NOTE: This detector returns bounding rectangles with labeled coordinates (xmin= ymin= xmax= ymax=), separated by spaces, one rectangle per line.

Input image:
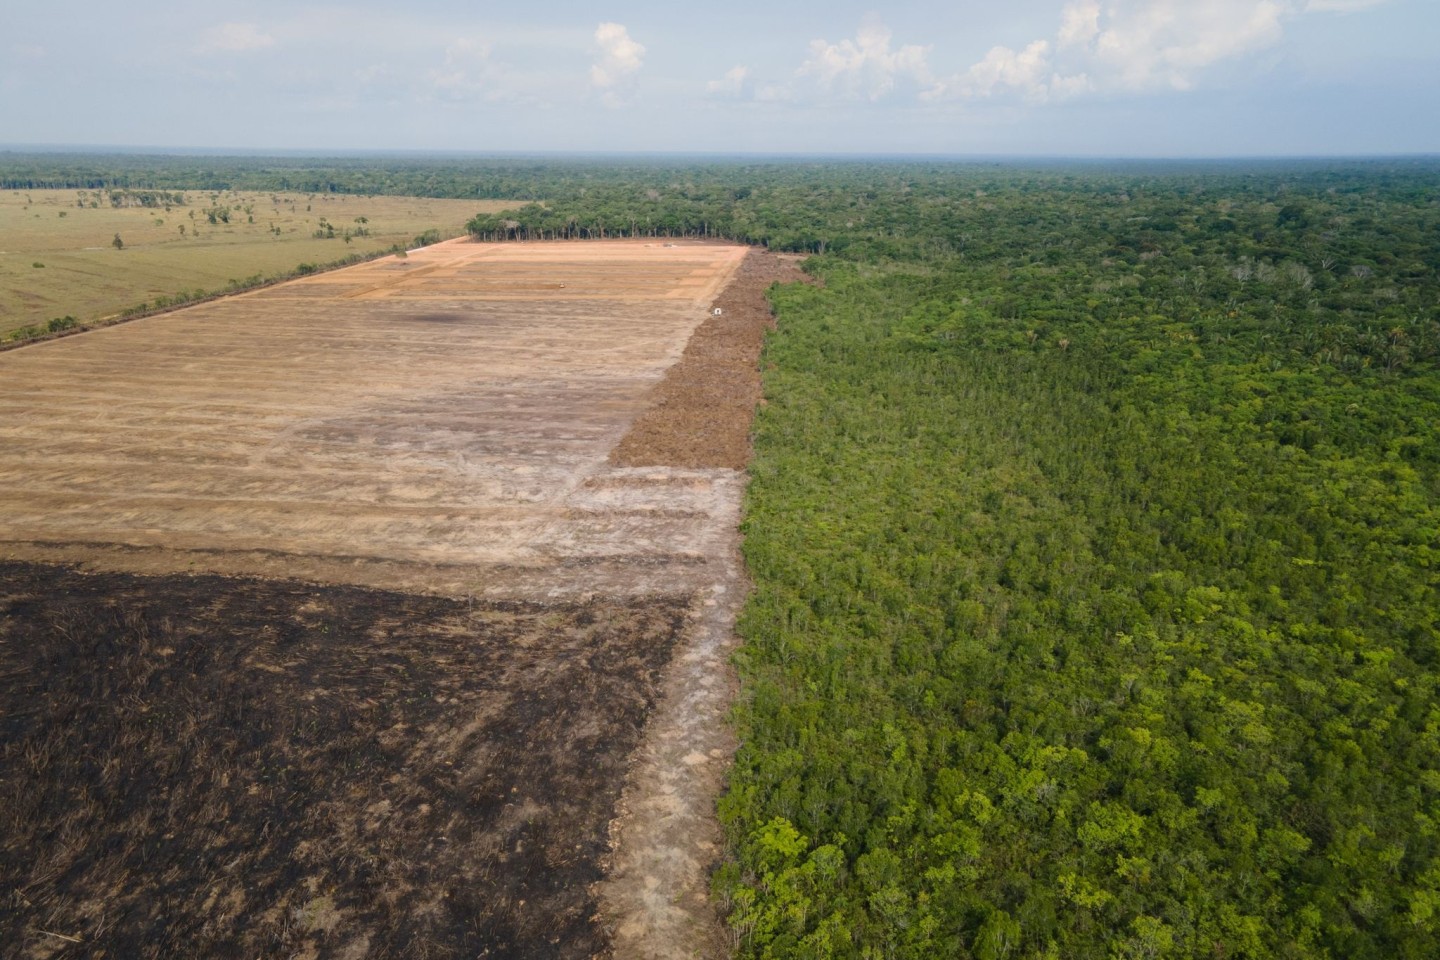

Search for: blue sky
xmin=2 ymin=0 xmax=1436 ymax=156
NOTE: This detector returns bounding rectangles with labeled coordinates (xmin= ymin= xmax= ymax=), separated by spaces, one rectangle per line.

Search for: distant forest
xmin=5 ymin=152 xmax=1438 ymax=958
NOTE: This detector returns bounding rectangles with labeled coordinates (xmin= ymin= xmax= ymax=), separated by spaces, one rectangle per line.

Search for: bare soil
xmin=0 ymin=239 xmax=749 ymax=600
xmin=611 ymin=251 xmax=812 ymax=470
xmin=0 ymin=561 xmax=686 ymax=960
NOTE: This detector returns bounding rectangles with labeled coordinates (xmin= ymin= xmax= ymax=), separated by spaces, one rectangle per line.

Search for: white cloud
xmin=922 ymin=37 xmax=1086 ymax=103
xmin=685 ymin=1 xmax=1392 ymax=112
xmin=1059 ymin=0 xmax=1102 ymax=48
xmin=923 ymin=0 xmax=1386 ymax=104
xmin=707 ymin=65 xmax=751 ymax=98
xmin=796 ymin=16 xmax=932 ymax=101
xmin=196 ymin=22 xmax=276 ymax=54
xmin=590 ymin=21 xmax=645 ymax=99
xmin=965 ymin=40 xmax=1055 ymax=99
xmin=426 ymin=38 xmax=503 ymax=101
xmin=1304 ymin=0 xmax=1388 ymax=10
xmin=1049 ymin=71 xmax=1095 ymax=99
xmin=1088 ymin=0 xmax=1288 ymax=91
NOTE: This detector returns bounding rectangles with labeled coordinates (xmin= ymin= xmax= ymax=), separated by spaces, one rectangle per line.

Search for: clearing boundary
xmin=0 ymin=238 xmax=806 ymax=959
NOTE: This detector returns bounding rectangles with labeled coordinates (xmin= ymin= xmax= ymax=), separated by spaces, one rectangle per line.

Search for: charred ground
xmin=0 ymin=561 xmax=688 ymax=960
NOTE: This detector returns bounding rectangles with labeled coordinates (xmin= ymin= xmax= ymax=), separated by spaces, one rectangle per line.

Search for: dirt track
xmin=612 ymin=252 xmax=809 ymax=470
xmin=0 ymin=238 xmax=805 ymax=959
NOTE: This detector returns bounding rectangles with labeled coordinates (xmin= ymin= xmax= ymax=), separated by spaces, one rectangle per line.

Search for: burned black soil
xmin=0 ymin=561 xmax=689 ymax=960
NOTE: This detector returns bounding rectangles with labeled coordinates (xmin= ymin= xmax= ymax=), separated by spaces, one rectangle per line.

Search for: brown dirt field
xmin=0 ymin=239 xmax=749 ymax=599
xmin=0 ymin=561 xmax=684 ymax=960
xmin=0 ymin=238 xmax=807 ymax=959
xmin=610 ymin=252 xmax=812 ymax=470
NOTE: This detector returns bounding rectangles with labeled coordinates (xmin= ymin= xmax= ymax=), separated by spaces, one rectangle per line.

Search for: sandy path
xmin=599 ymin=251 xmax=812 ymax=959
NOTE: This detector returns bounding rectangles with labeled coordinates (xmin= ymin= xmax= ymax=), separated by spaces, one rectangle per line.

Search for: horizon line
xmin=3 ymin=143 xmax=1440 ymax=164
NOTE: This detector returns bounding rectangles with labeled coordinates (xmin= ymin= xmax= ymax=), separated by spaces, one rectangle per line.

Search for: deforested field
xmin=0 ymin=238 xmax=802 ymax=959
xmin=0 ymin=239 xmax=748 ymax=595
xmin=0 ymin=562 xmax=685 ymax=959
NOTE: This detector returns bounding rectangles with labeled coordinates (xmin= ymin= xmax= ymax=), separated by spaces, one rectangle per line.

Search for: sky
xmin=2 ymin=0 xmax=1437 ymax=156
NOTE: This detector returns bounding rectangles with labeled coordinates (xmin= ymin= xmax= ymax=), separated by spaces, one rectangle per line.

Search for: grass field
xmin=0 ymin=189 xmax=515 ymax=336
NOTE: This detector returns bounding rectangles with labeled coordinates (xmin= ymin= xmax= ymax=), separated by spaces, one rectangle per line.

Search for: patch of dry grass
xmin=0 ymin=190 xmax=516 ymax=335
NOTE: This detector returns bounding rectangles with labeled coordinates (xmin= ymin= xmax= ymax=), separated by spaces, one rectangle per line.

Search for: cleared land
xmin=0 ymin=189 xmax=511 ymax=336
xmin=0 ymin=562 xmax=685 ymax=960
xmin=0 ymin=239 xmax=748 ymax=597
xmin=0 ymin=239 xmax=802 ymax=959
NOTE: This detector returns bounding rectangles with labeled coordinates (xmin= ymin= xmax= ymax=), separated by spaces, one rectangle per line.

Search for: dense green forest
xmin=714 ymin=167 xmax=1440 ymax=958
xmin=4 ymin=152 xmax=1438 ymax=956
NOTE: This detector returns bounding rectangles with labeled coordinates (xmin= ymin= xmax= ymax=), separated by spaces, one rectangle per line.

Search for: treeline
xmin=457 ymin=157 xmax=1440 ymax=263
xmin=0 ymin=152 xmax=673 ymax=197
xmin=6 ymin=151 xmax=1439 ymax=256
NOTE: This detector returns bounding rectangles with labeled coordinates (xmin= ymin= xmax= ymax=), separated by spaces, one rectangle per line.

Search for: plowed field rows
xmin=0 ymin=239 xmax=747 ymax=598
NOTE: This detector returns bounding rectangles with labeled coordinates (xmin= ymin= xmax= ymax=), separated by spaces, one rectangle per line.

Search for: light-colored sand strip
xmin=599 ymin=516 xmax=747 ymax=960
